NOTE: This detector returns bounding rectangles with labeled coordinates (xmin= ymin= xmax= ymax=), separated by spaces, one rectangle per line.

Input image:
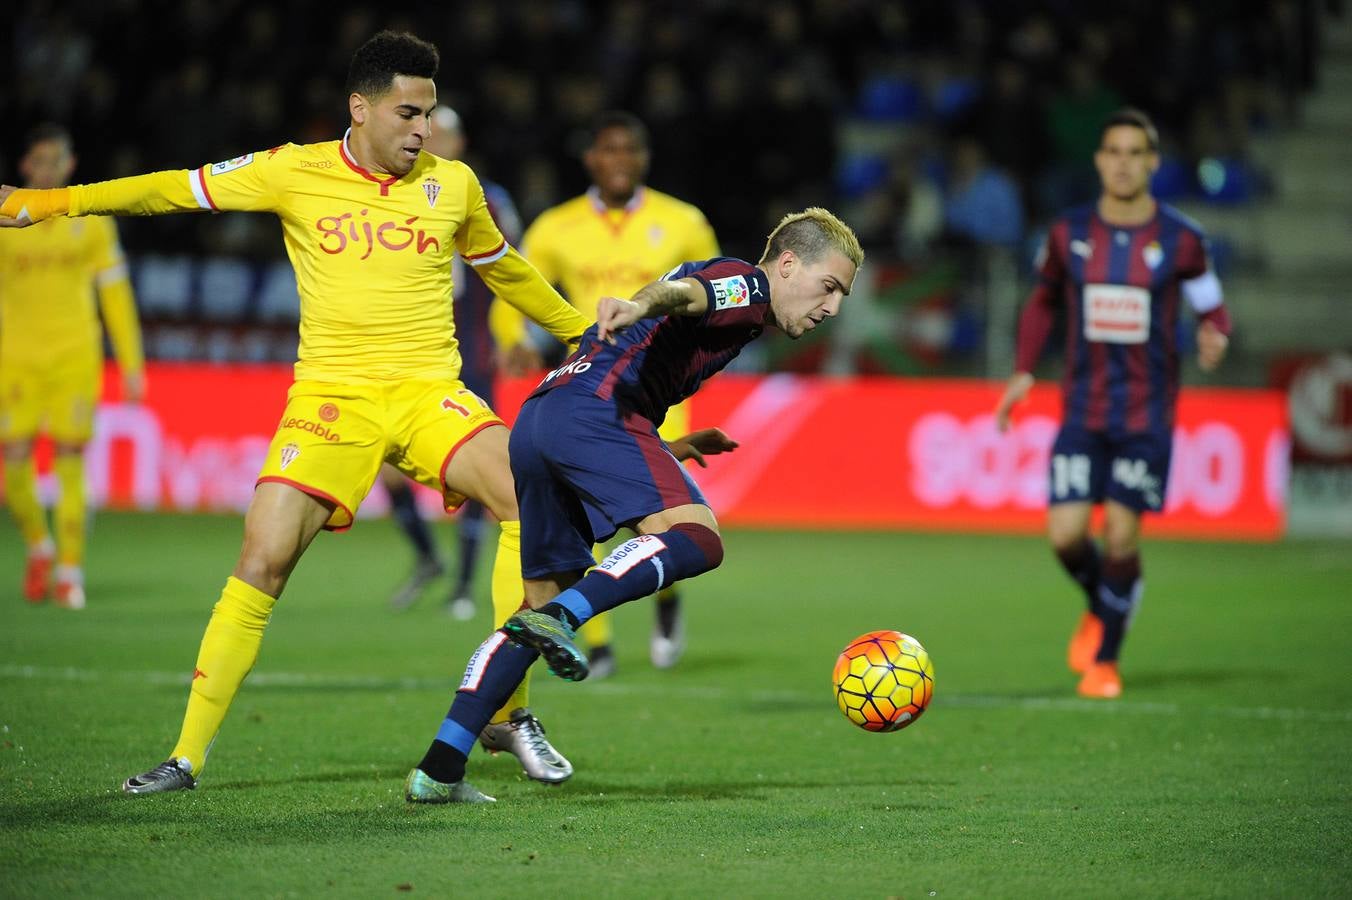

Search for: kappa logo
xmin=279 ymin=442 xmax=301 ymax=470
xmin=710 ymin=274 xmax=751 ymax=310
xmin=210 ymin=153 xmax=254 ymax=176
xmin=423 ymin=177 xmax=441 ymax=208
xmin=750 ymin=279 xmax=764 ymax=298
xmin=1143 ymin=241 xmax=1164 ymax=269
xmin=1070 ymin=239 xmax=1093 ymax=259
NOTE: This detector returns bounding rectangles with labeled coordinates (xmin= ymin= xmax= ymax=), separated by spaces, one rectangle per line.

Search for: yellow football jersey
xmin=512 ymin=186 xmax=719 ymax=328
xmin=0 ymin=216 xmax=131 ymax=373
xmin=64 ymin=137 xmax=587 ymax=383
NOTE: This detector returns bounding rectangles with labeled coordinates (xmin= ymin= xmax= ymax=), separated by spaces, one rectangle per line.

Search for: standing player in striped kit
xmin=995 ymin=108 xmax=1232 ymax=699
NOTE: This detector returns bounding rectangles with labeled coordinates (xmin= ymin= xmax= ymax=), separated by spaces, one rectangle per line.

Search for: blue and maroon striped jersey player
xmin=1016 ymin=203 xmax=1232 ymax=438
xmin=528 ymin=257 xmax=771 ymax=427
xmin=452 ymin=179 xmax=521 ymax=401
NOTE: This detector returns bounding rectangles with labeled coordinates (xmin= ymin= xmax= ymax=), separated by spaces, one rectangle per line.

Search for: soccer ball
xmin=833 ymin=630 xmax=934 ymax=732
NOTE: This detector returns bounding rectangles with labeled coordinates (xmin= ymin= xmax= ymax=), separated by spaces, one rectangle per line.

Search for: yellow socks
xmin=53 ymin=453 xmax=86 ymax=566
xmin=490 ymin=520 xmax=529 ymax=723
xmin=170 ymin=576 xmax=276 ymax=774
xmin=3 ymin=455 xmax=49 ymax=546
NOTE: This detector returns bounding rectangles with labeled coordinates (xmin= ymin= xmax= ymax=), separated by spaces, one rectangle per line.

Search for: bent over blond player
xmin=495 ymin=111 xmax=720 ymax=677
xmin=1 ymin=124 xmax=145 ymax=609
xmin=0 ymin=31 xmax=590 ymax=793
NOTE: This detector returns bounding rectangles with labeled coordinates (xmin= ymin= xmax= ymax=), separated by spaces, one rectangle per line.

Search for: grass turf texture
xmin=2 ymin=511 xmax=1349 ymax=898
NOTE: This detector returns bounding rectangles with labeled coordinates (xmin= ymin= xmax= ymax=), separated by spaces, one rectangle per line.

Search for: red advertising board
xmin=22 ymin=364 xmax=1287 ymax=540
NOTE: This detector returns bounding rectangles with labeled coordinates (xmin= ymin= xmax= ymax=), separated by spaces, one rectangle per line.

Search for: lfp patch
xmin=210 ymin=153 xmax=255 ymax=176
xmin=711 ymin=275 xmax=750 ymax=310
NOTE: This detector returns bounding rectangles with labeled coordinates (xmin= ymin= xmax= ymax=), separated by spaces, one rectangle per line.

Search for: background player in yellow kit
xmin=495 ymin=111 xmax=720 ymax=677
xmin=0 ymin=124 xmax=145 ymax=610
xmin=0 ymin=31 xmax=589 ymax=796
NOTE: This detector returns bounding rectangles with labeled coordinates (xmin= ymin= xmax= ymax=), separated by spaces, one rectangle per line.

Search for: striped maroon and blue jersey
xmin=1016 ymin=203 xmax=1227 ymax=435
xmin=528 ymin=257 xmax=772 ymax=426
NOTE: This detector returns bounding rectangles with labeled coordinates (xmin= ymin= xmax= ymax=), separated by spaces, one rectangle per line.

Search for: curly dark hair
xmin=346 ymin=30 xmax=439 ymax=98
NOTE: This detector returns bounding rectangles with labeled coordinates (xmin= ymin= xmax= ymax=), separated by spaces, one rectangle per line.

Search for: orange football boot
xmin=1077 ymin=661 xmax=1122 ymax=699
xmin=1066 ymin=611 xmax=1103 ymax=674
xmin=23 ymin=552 xmax=53 ymax=603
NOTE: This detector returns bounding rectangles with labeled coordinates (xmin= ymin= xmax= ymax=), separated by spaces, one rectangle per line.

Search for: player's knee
xmin=671 ymin=522 xmax=724 ymax=573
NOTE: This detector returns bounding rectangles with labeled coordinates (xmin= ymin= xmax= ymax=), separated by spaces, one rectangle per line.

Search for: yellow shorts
xmin=256 ymin=378 xmax=503 ymax=531
xmin=0 ymin=363 xmax=101 ymax=444
xmin=657 ymin=398 xmax=690 ymax=443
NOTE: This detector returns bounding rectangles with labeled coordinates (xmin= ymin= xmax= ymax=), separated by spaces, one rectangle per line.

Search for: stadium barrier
xmin=9 ymin=363 xmax=1287 ymax=540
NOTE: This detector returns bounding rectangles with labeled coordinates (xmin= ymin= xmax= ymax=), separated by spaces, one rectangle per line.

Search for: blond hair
xmin=758 ymin=207 xmax=864 ymax=270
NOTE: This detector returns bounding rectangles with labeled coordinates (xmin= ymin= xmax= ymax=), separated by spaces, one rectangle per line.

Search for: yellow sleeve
xmin=68 ymin=170 xmax=201 ymax=217
xmin=474 ymin=247 xmax=590 ymax=346
xmin=91 ymin=218 xmax=144 ymax=375
xmin=456 ymin=167 xmax=587 ymax=345
xmin=69 ymin=147 xmax=286 ymax=218
xmin=488 ymin=214 xmax=562 ymax=349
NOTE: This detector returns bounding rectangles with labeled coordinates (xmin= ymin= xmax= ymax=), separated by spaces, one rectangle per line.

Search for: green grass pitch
xmin=2 ymin=511 xmax=1349 ymax=898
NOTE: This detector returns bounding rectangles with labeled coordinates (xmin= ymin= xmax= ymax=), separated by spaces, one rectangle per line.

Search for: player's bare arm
xmin=667 ymin=428 xmax=740 ymax=468
xmin=596 ymin=277 xmax=708 ymax=343
xmin=995 ymin=371 xmax=1035 ymax=433
xmin=1197 ymin=319 xmax=1229 ymax=372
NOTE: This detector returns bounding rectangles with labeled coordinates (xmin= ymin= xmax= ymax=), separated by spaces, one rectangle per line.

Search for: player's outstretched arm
xmin=667 ymin=428 xmax=740 ymax=468
xmin=477 ymin=247 xmax=591 ymax=346
xmin=994 ymin=372 xmax=1035 ymax=433
xmin=3 ymin=170 xmax=206 ymax=227
xmin=597 ymin=278 xmax=708 ymax=343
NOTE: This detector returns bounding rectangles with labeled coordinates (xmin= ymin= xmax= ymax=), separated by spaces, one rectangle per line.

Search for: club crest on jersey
xmin=423 ymin=177 xmax=441 ymax=208
xmin=279 ymin=442 xmax=301 ymax=470
xmin=1070 ymin=239 xmax=1093 ymax=259
xmin=1143 ymin=241 xmax=1163 ymax=269
xmin=711 ymin=274 xmax=750 ymax=310
xmin=210 ymin=153 xmax=254 ymax=176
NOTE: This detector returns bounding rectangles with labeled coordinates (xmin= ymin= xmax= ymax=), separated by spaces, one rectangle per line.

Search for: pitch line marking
xmin=3 ymin=663 xmax=1350 ymax=724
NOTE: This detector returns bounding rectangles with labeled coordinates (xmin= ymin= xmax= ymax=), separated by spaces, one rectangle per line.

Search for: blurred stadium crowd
xmin=3 ymin=0 xmax=1332 ymax=371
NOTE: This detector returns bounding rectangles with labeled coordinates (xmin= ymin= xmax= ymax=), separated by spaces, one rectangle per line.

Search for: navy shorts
xmin=1048 ymin=426 xmax=1173 ymax=512
xmin=509 ymin=389 xmax=708 ymax=579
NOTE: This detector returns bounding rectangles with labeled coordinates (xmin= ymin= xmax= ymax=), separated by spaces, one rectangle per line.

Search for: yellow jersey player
xmin=0 ymin=123 xmax=145 ymax=610
xmin=0 ymin=31 xmax=590 ymax=799
xmin=496 ymin=111 xmax=720 ymax=678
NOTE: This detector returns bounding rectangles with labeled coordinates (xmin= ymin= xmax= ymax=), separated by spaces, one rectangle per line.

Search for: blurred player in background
xmin=405 ymin=208 xmax=861 ymax=803
xmin=496 ymin=111 xmax=720 ymax=678
xmin=994 ymin=108 xmax=1231 ymax=700
xmin=0 ymin=31 xmax=589 ymax=793
xmin=0 ymin=124 xmax=145 ymax=610
xmin=382 ymin=104 xmax=523 ymax=622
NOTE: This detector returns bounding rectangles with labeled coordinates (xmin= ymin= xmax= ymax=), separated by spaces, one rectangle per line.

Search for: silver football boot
xmin=123 ymin=757 xmax=197 ymax=794
xmin=404 ymin=768 xmax=495 ymax=803
xmin=479 ymin=708 xmax=573 ymax=783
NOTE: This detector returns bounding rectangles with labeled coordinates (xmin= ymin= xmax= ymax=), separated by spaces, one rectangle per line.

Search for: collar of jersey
xmin=587 ymin=185 xmax=646 ymax=216
xmin=340 ymin=129 xmax=402 ymax=191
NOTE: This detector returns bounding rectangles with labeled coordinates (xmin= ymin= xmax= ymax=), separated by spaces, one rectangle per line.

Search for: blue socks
xmin=1095 ymin=554 xmax=1142 ymax=662
xmin=542 ymin=524 xmax=723 ymax=629
xmin=418 ymin=631 xmax=538 ymax=783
